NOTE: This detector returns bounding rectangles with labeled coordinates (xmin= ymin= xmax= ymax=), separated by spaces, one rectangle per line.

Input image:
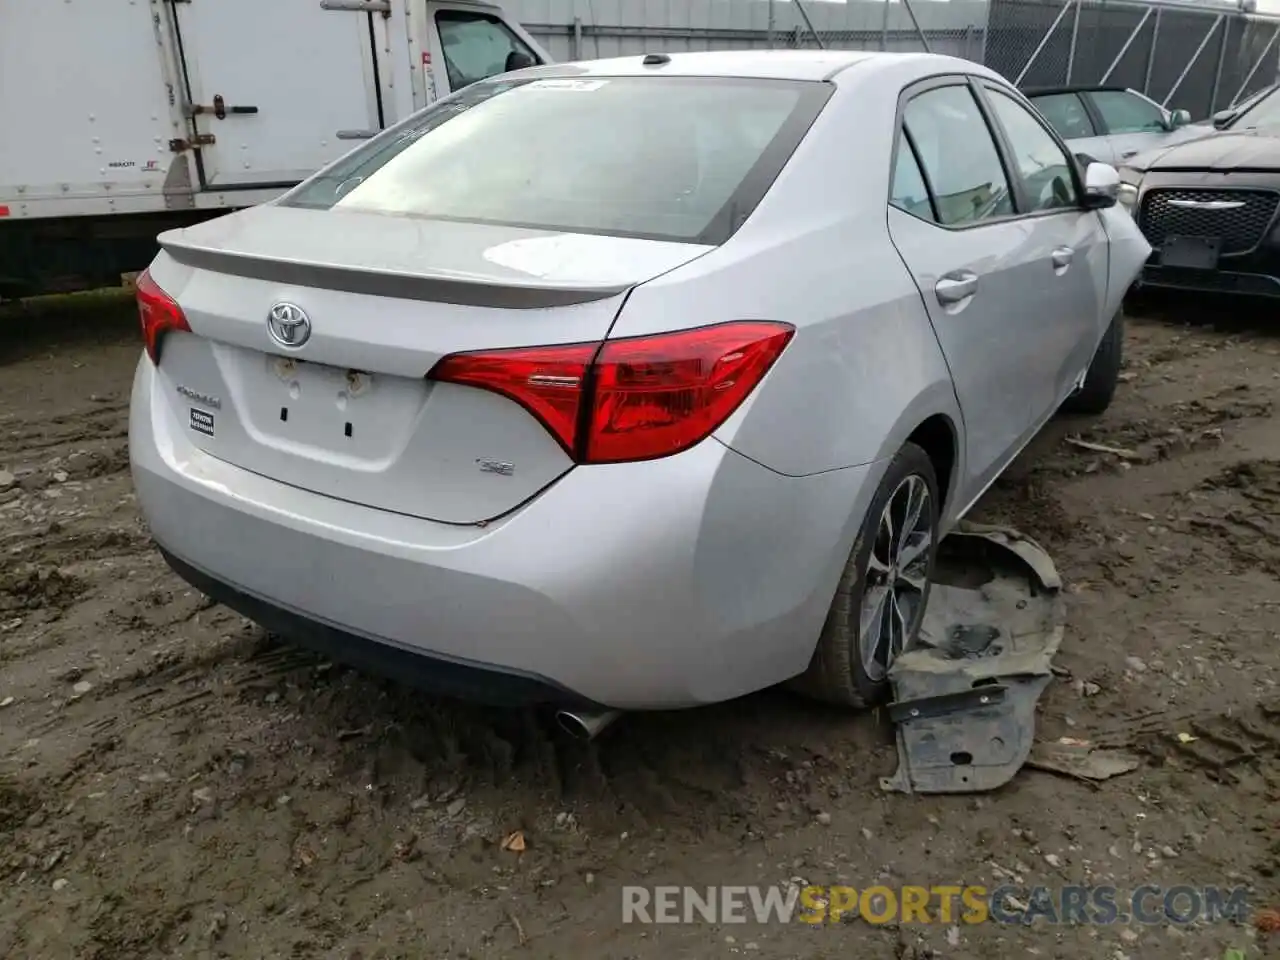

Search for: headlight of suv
xmin=1117 ymin=182 xmax=1139 ymax=215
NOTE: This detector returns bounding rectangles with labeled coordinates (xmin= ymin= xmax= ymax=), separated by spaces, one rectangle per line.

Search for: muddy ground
xmin=0 ymin=293 xmax=1277 ymax=960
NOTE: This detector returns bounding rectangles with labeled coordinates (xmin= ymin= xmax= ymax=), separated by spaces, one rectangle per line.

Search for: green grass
xmin=0 ymin=285 xmax=134 ymax=320
xmin=0 ymin=285 xmax=137 ymax=352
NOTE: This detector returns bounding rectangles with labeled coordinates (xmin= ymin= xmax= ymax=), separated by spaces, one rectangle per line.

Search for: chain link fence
xmin=766 ymin=27 xmax=986 ymax=61
xmin=522 ymin=21 xmax=985 ymax=69
xmin=515 ymin=0 xmax=1280 ymax=119
xmin=982 ymin=0 xmax=1280 ymax=117
xmin=519 ymin=0 xmax=987 ymax=64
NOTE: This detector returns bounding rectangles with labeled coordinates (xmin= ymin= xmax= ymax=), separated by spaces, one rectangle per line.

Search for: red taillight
xmin=429 ymin=341 xmax=598 ymax=456
xmin=136 ymin=268 xmax=190 ymax=364
xmin=428 ymin=321 xmax=794 ymax=464
xmin=587 ymin=322 xmax=795 ymax=463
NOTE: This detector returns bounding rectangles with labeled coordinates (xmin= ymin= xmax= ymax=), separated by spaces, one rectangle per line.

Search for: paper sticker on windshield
xmin=526 ymin=79 xmax=609 ymax=92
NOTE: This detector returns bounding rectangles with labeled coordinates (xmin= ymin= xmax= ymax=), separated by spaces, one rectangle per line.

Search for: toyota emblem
xmin=267 ymin=302 xmax=312 ymax=348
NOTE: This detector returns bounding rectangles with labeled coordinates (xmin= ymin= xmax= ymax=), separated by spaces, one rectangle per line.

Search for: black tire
xmin=791 ymin=442 xmax=940 ymax=708
xmin=1061 ymin=309 xmax=1124 ymax=416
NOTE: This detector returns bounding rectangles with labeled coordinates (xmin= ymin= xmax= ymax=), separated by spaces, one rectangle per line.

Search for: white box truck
xmin=0 ymin=0 xmax=550 ymax=297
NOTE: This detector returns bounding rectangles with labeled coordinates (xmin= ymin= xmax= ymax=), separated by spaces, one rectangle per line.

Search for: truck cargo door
xmin=170 ymin=0 xmax=391 ymax=189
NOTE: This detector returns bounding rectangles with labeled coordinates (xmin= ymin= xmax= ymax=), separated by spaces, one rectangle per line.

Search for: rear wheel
xmin=1061 ymin=309 xmax=1124 ymax=416
xmin=793 ymin=443 xmax=939 ymax=708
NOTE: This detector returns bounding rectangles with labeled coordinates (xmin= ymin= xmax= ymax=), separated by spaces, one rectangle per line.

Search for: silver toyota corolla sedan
xmin=129 ymin=50 xmax=1150 ymax=726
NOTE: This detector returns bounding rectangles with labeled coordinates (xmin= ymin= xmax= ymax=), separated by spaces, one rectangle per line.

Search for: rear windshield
xmin=282 ymin=75 xmax=832 ymax=245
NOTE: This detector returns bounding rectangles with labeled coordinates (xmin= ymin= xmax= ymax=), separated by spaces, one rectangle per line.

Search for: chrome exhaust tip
xmin=555 ymin=707 xmax=621 ymax=741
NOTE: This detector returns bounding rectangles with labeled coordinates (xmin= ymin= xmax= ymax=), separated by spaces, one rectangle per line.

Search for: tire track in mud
xmin=1036 ymin=386 xmax=1273 ymax=481
xmin=1091 ymin=697 xmax=1280 ymax=901
xmin=1184 ymin=460 xmax=1280 ymax=579
xmin=70 ymin=653 xmax=860 ymax=829
xmin=25 ymin=604 xmax=862 ymax=851
xmin=3 ymin=402 xmax=129 ymax=453
xmin=0 ymin=383 xmax=138 ymax=632
xmin=981 ymin=328 xmax=1279 ymax=595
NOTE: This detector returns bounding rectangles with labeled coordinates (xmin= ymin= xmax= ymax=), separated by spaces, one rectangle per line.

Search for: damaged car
xmin=128 ymin=51 xmax=1150 ymax=734
xmin=1120 ymin=82 xmax=1280 ymax=298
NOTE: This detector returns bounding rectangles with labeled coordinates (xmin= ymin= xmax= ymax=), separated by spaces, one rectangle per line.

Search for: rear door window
xmin=986 ymin=89 xmax=1079 ymax=212
xmin=1029 ymin=92 xmax=1096 ymax=139
xmin=902 ymin=84 xmax=1014 ymax=226
xmin=283 ymin=76 xmax=833 ymax=244
xmin=890 ymin=131 xmax=934 ymax=221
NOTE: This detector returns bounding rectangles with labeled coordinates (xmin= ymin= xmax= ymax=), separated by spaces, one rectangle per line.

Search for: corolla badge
xmin=267 ymin=302 xmax=312 ymax=348
xmin=175 ymin=384 xmax=221 ymax=409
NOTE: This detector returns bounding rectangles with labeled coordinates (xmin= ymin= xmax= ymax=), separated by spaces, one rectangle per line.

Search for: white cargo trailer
xmin=0 ymin=0 xmax=549 ymax=296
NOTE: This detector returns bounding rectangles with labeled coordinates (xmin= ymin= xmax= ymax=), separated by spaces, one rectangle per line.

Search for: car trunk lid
xmin=148 ymin=205 xmax=713 ymax=524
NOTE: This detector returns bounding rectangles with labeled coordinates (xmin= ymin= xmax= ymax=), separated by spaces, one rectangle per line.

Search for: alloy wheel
xmin=858 ymin=473 xmax=933 ymax=682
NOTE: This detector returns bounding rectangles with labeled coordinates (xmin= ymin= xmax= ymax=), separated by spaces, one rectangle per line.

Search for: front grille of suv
xmin=1138 ymin=188 xmax=1280 ymax=255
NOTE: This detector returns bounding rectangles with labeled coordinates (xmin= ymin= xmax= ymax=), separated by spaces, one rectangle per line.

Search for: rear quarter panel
xmin=1099 ymin=204 xmax=1152 ymax=315
xmin=613 ymin=59 xmax=964 ymax=485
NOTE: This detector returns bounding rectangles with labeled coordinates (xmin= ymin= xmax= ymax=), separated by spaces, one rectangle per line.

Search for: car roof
xmin=515 ymin=49 xmax=983 ymax=84
xmin=1023 ymin=84 xmax=1133 ymax=96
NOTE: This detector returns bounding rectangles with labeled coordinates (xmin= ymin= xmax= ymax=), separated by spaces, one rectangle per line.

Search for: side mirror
xmin=1082 ymin=161 xmax=1119 ymax=209
xmin=1212 ymin=108 xmax=1237 ymax=129
xmin=504 ymin=51 xmax=536 ymax=72
xmin=1168 ymin=108 xmax=1192 ymax=129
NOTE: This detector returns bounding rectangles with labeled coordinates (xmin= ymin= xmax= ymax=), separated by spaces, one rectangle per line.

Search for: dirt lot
xmin=0 ymin=294 xmax=1277 ymax=960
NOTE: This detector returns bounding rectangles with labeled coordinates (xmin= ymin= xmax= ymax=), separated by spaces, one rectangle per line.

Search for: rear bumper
xmin=129 ymin=356 xmax=879 ymax=709
xmin=158 ymin=547 xmax=579 ymax=707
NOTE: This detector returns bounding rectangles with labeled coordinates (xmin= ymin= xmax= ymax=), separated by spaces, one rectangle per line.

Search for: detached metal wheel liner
xmin=881 ymin=524 xmax=1067 ymax=795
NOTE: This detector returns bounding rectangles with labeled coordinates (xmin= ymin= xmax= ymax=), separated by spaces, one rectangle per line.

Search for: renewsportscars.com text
xmin=621 ymin=884 xmax=1251 ymax=926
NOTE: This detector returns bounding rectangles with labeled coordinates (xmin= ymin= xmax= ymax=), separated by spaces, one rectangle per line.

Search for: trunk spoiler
xmin=159 ymin=237 xmax=634 ymax=309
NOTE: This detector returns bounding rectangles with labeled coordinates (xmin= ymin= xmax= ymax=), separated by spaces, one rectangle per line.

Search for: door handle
xmin=935 ymin=271 xmax=978 ymax=306
xmin=320 ymin=0 xmax=391 ymax=12
xmin=184 ymin=95 xmax=258 ymax=120
xmin=1051 ymin=246 xmax=1074 ymax=270
xmin=336 ymin=129 xmax=379 ymax=140
xmin=1120 ymin=149 xmax=1139 ymax=159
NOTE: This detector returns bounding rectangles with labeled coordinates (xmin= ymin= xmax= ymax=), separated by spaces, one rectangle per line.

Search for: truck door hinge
xmin=169 ymin=134 xmax=215 ymax=152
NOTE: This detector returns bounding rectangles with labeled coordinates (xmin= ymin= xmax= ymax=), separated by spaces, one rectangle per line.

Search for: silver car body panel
xmin=147 ymin=211 xmax=716 ymax=524
xmin=130 ymin=50 xmax=1148 ymax=708
xmin=132 ymin=355 xmax=883 ymax=709
xmin=886 ymin=205 xmax=1103 ymax=511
